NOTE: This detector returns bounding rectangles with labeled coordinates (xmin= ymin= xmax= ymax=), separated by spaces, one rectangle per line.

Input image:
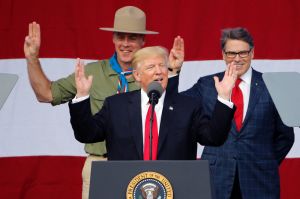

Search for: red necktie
xmin=231 ymin=78 xmax=244 ymax=131
xmin=144 ymin=105 xmax=158 ymax=160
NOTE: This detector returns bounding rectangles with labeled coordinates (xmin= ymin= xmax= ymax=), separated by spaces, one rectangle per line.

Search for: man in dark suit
xmin=182 ymin=28 xmax=294 ymax=199
xmin=69 ymin=46 xmax=237 ymax=160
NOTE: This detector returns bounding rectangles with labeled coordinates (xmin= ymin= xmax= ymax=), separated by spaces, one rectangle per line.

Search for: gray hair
xmin=221 ymin=27 xmax=254 ymax=50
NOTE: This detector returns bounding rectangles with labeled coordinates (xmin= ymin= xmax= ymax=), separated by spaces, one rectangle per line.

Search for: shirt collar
xmin=141 ymin=88 xmax=166 ymax=108
xmin=106 ymin=61 xmax=135 ymax=83
xmin=240 ymin=66 xmax=252 ymax=86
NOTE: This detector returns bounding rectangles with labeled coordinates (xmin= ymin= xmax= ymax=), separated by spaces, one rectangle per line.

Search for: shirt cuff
xmin=72 ymin=95 xmax=89 ymax=104
xmin=168 ymin=73 xmax=178 ymax=78
xmin=217 ymin=96 xmax=234 ymax=109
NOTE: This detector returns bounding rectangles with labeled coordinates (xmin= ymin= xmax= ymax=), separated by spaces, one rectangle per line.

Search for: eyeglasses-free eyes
xmin=224 ymin=49 xmax=252 ymax=58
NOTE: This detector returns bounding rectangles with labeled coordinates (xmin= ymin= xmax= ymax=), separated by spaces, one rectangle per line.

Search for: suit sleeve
xmin=273 ymin=109 xmax=294 ymax=164
xmin=166 ymin=74 xmax=202 ymax=99
xmin=193 ymin=100 xmax=235 ymax=146
xmin=182 ymin=77 xmax=202 ymax=96
xmin=69 ymin=98 xmax=109 ymax=143
xmin=166 ymin=75 xmax=179 ymax=96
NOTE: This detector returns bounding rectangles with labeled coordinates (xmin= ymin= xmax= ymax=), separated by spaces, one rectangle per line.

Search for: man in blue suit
xmin=69 ymin=46 xmax=238 ymax=161
xmin=183 ymin=28 xmax=294 ymax=199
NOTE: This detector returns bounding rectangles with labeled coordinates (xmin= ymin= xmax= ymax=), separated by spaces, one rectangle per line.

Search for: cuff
xmin=217 ymin=96 xmax=234 ymax=109
xmin=72 ymin=95 xmax=90 ymax=104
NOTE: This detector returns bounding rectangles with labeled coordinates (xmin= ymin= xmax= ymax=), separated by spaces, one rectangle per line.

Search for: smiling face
xmin=113 ymin=32 xmax=145 ymax=69
xmin=132 ymin=47 xmax=169 ymax=92
xmin=222 ymin=39 xmax=254 ymax=77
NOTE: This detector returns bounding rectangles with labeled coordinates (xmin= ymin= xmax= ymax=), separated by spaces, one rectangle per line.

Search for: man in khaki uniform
xmin=24 ymin=6 xmax=184 ymax=199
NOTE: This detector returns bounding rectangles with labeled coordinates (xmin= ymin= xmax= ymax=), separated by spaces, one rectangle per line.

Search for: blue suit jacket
xmin=183 ymin=69 xmax=294 ymax=199
xmin=69 ymin=90 xmax=235 ymax=160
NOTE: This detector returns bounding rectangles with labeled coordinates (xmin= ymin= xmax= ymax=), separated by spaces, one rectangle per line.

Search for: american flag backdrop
xmin=0 ymin=0 xmax=300 ymax=198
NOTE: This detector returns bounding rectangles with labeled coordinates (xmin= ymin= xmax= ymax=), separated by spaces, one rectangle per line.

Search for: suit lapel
xmin=157 ymin=92 xmax=175 ymax=156
xmin=128 ymin=90 xmax=143 ymax=159
xmin=241 ymin=70 xmax=263 ymax=130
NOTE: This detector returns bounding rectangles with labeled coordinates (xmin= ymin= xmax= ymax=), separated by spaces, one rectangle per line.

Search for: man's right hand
xmin=24 ymin=22 xmax=53 ymax=103
xmin=214 ymin=62 xmax=237 ymax=101
xmin=75 ymin=59 xmax=93 ymax=98
xmin=24 ymin=22 xmax=41 ymax=61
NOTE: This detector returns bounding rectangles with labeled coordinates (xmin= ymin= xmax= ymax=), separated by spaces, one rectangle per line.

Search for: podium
xmin=0 ymin=73 xmax=18 ymax=110
xmin=89 ymin=160 xmax=214 ymax=199
xmin=263 ymin=72 xmax=300 ymax=127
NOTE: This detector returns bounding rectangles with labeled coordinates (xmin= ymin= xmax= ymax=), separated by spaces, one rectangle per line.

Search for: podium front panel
xmin=89 ymin=160 xmax=213 ymax=199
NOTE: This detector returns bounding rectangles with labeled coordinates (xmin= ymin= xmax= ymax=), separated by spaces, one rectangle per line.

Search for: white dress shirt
xmin=141 ymin=89 xmax=165 ymax=145
xmin=237 ymin=67 xmax=252 ymax=121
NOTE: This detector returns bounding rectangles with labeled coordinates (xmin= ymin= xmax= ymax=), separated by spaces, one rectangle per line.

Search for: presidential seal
xmin=126 ymin=171 xmax=173 ymax=199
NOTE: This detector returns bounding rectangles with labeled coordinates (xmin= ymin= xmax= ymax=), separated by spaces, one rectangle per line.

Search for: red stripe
xmin=280 ymin=158 xmax=300 ymax=198
xmin=0 ymin=157 xmax=299 ymax=199
xmin=0 ymin=156 xmax=84 ymax=199
xmin=1 ymin=0 xmax=300 ymax=60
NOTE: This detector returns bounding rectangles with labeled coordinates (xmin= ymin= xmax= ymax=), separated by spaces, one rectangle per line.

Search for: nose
xmin=233 ymin=54 xmax=241 ymax=62
xmin=155 ymin=65 xmax=162 ymax=74
xmin=122 ymin=36 xmax=130 ymax=46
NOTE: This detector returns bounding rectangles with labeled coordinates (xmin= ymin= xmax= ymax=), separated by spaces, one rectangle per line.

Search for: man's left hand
xmin=168 ymin=36 xmax=184 ymax=75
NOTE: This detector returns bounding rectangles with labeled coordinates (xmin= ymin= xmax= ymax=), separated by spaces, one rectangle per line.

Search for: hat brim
xmin=99 ymin=27 xmax=159 ymax=35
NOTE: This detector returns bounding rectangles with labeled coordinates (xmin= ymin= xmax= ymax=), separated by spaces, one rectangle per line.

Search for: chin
xmin=120 ymin=57 xmax=132 ymax=64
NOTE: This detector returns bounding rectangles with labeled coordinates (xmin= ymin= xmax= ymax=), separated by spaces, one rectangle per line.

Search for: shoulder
xmin=106 ymin=90 xmax=140 ymax=102
xmin=193 ymin=72 xmax=223 ymax=91
xmin=85 ymin=59 xmax=110 ymax=73
xmin=197 ymin=72 xmax=224 ymax=84
xmin=252 ymin=69 xmax=266 ymax=87
xmin=172 ymin=92 xmax=200 ymax=107
xmin=252 ymin=69 xmax=263 ymax=80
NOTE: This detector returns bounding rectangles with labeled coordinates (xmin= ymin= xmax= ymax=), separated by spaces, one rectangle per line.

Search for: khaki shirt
xmin=51 ymin=59 xmax=140 ymax=155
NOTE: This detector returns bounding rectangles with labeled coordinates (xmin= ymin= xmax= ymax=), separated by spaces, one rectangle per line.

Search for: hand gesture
xmin=75 ymin=59 xmax=93 ymax=97
xmin=24 ymin=22 xmax=41 ymax=60
xmin=168 ymin=36 xmax=184 ymax=73
xmin=214 ymin=62 xmax=237 ymax=100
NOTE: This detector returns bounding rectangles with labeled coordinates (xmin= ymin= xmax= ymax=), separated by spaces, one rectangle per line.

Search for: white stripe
xmin=0 ymin=58 xmax=299 ymax=157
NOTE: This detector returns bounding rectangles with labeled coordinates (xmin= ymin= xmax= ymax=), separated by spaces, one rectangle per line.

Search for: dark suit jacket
xmin=69 ymin=90 xmax=235 ymax=160
xmin=183 ymin=69 xmax=294 ymax=199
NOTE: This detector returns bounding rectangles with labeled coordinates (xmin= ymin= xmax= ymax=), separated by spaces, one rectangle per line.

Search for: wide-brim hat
xmin=99 ymin=6 xmax=158 ymax=35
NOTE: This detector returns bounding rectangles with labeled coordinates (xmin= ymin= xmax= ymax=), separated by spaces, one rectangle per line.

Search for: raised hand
xmin=168 ymin=36 xmax=184 ymax=73
xmin=24 ymin=22 xmax=41 ymax=60
xmin=75 ymin=58 xmax=93 ymax=97
xmin=214 ymin=62 xmax=237 ymax=100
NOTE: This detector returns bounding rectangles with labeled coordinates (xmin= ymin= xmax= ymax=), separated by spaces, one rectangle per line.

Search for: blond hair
xmin=132 ymin=46 xmax=169 ymax=70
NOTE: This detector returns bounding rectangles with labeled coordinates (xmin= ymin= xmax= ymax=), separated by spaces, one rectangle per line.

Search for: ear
xmin=141 ymin=35 xmax=146 ymax=46
xmin=133 ymin=70 xmax=141 ymax=82
xmin=222 ymin=50 xmax=226 ymax=61
xmin=250 ymin=48 xmax=254 ymax=59
xmin=112 ymin=33 xmax=117 ymax=44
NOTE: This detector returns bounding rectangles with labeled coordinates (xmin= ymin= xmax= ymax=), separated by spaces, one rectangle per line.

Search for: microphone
xmin=147 ymin=81 xmax=163 ymax=105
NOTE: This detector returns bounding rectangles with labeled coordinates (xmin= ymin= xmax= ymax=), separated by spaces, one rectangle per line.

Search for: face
xmin=113 ymin=32 xmax=145 ymax=68
xmin=222 ymin=39 xmax=254 ymax=77
xmin=133 ymin=56 xmax=168 ymax=92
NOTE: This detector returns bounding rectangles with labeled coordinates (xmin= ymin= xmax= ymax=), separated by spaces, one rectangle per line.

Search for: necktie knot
xmin=235 ymin=78 xmax=242 ymax=88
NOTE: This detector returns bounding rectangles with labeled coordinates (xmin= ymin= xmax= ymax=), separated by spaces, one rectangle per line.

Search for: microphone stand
xmin=149 ymin=92 xmax=157 ymax=161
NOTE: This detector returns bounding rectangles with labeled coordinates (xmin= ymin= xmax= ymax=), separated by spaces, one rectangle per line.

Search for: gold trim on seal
xmin=126 ymin=171 xmax=173 ymax=199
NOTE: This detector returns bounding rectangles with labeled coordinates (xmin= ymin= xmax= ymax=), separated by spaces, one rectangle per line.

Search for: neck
xmin=120 ymin=63 xmax=131 ymax=71
xmin=117 ymin=58 xmax=131 ymax=72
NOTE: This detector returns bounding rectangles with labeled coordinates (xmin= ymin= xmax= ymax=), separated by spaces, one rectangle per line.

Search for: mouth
xmin=233 ymin=63 xmax=244 ymax=68
xmin=120 ymin=49 xmax=132 ymax=53
xmin=154 ymin=77 xmax=164 ymax=83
